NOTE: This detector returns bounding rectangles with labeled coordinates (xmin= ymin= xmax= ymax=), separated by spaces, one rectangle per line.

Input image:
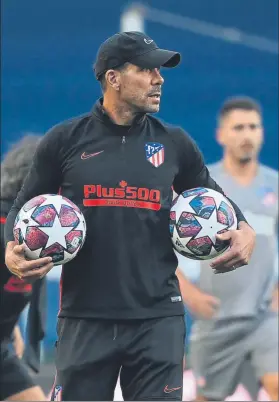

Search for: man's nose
xmin=152 ymin=68 xmax=164 ymax=85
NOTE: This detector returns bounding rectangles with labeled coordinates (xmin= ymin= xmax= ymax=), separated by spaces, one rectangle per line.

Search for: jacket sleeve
xmin=4 ymin=125 xmax=64 ymax=245
xmin=23 ymin=277 xmax=47 ymax=373
xmin=1 ymin=213 xmax=7 ymax=266
xmin=172 ymin=128 xmax=248 ymax=226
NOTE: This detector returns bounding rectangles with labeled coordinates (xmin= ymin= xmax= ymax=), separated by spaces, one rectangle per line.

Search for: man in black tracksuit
xmin=4 ymin=32 xmax=256 ymax=401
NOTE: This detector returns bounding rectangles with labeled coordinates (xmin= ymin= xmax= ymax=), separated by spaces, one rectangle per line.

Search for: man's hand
xmin=176 ymin=269 xmax=220 ymax=319
xmin=271 ymin=286 xmax=278 ymax=312
xmin=187 ymin=288 xmax=220 ymax=319
xmin=210 ymin=221 xmax=256 ymax=273
xmin=13 ymin=325 xmax=25 ymax=359
xmin=5 ymin=241 xmax=54 ymax=282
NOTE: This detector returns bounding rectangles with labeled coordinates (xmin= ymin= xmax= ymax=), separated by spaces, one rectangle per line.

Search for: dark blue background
xmin=2 ymin=0 xmax=278 ymax=168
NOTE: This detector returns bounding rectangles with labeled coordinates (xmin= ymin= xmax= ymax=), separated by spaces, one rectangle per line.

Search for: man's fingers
xmin=207 ymin=295 xmax=220 ymax=307
xmin=202 ymin=305 xmax=216 ymax=319
xmin=39 ymin=265 xmax=54 ymax=279
xmin=222 ymin=257 xmax=243 ymax=270
xmin=13 ymin=244 xmax=26 ymax=255
xmin=213 ymin=251 xmax=248 ymax=272
xmin=216 ymin=230 xmax=232 ymax=241
xmin=18 ymin=256 xmax=53 ymax=272
xmin=196 ymin=296 xmax=220 ymax=319
xmin=210 ymin=248 xmax=236 ymax=268
xmin=213 ymin=257 xmax=242 ymax=274
xmin=20 ymin=263 xmax=54 ymax=279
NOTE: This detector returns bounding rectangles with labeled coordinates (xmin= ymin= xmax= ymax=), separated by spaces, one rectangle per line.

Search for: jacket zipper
xmin=121 ymin=136 xmax=126 ymax=156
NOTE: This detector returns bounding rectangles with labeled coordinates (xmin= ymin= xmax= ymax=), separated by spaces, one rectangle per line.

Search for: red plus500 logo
xmin=83 ymin=181 xmax=161 ymax=211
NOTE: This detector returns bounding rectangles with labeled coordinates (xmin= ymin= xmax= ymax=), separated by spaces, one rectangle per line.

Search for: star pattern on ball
xmin=13 ymin=194 xmax=87 ymax=266
xmin=14 ymin=206 xmax=40 ymax=239
xmin=39 ymin=195 xmax=75 ymax=215
xmin=39 ymin=214 xmax=74 ymax=249
xmin=63 ymin=249 xmax=77 ymax=262
xmin=193 ymin=207 xmax=228 ymax=245
xmin=73 ymin=217 xmax=86 ymax=233
xmin=179 ymin=195 xmax=197 ymax=214
xmin=171 ymin=188 xmax=237 ymax=260
xmin=174 ymin=194 xmax=230 ymax=257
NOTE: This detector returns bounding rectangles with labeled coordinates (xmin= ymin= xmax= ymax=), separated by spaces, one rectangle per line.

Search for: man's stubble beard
xmin=239 ymin=155 xmax=253 ymax=164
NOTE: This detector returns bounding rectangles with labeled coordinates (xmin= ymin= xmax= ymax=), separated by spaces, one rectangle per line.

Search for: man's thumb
xmin=13 ymin=244 xmax=25 ymax=254
xmin=216 ymin=230 xmax=231 ymax=241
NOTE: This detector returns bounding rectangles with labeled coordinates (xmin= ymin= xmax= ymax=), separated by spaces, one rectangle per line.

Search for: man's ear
xmin=105 ymin=69 xmax=121 ymax=91
xmin=216 ymin=127 xmax=225 ymax=146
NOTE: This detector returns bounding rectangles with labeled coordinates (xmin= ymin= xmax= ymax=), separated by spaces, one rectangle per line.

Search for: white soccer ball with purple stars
xmin=170 ymin=187 xmax=237 ymax=260
xmin=13 ymin=194 xmax=87 ymax=265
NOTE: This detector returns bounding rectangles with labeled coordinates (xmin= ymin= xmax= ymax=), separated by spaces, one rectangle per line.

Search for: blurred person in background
xmin=177 ymin=97 xmax=278 ymax=401
xmin=3 ymin=32 xmax=256 ymax=401
xmin=0 ymin=135 xmax=47 ymax=401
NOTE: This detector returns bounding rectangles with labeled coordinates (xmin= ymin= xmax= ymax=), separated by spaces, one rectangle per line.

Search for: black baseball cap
xmin=94 ymin=31 xmax=181 ymax=80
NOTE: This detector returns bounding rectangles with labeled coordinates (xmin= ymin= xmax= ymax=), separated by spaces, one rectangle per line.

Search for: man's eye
xmin=233 ymin=123 xmax=261 ymax=131
xmin=249 ymin=123 xmax=260 ymax=130
xmin=234 ymin=124 xmax=245 ymax=131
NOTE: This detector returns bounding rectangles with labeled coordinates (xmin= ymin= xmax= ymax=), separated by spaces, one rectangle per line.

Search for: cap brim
xmin=131 ymin=48 xmax=181 ymax=69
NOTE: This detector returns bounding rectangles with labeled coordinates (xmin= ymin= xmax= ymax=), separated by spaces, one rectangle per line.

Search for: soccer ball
xmin=170 ymin=187 xmax=237 ymax=260
xmin=13 ymin=194 xmax=87 ymax=265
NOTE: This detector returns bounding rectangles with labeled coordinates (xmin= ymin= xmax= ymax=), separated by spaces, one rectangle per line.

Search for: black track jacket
xmin=5 ymin=99 xmax=247 ymax=320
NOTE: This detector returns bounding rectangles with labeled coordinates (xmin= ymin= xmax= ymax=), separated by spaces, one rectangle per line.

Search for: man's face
xmin=117 ymin=64 xmax=164 ymax=113
xmin=217 ymin=109 xmax=263 ymax=163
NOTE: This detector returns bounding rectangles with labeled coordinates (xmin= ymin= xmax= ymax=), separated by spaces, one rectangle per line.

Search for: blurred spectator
xmin=178 ymin=97 xmax=278 ymax=401
xmin=0 ymin=135 xmax=47 ymax=401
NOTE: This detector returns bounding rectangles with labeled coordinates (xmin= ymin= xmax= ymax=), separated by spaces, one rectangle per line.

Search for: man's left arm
xmin=271 ymin=284 xmax=278 ymax=312
xmin=271 ymin=219 xmax=279 ymax=311
xmin=172 ymin=129 xmax=256 ymax=272
xmin=13 ymin=325 xmax=25 ymax=359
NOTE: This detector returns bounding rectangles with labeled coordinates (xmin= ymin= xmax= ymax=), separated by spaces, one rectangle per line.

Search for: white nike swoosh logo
xmin=144 ymin=39 xmax=154 ymax=44
xmin=81 ymin=150 xmax=104 ymax=160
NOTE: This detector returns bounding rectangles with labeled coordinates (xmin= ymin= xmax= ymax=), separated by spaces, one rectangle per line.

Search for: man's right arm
xmin=4 ymin=126 xmax=63 ymax=246
xmin=176 ymin=268 xmax=220 ymax=319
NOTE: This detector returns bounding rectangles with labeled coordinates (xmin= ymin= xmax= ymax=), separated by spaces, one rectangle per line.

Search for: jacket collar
xmin=92 ymin=98 xmax=146 ymax=129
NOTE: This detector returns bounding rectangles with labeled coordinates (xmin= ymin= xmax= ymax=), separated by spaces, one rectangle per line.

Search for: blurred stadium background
xmin=2 ymin=0 xmax=278 ymax=400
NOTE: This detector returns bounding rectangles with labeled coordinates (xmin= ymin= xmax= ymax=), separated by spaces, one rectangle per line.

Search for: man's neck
xmin=102 ymin=96 xmax=137 ymax=126
xmin=223 ymin=154 xmax=258 ymax=186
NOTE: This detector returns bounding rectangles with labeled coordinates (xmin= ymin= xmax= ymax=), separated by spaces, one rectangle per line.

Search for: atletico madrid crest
xmin=145 ymin=142 xmax=165 ymax=168
xmin=258 ymin=186 xmax=277 ymax=207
